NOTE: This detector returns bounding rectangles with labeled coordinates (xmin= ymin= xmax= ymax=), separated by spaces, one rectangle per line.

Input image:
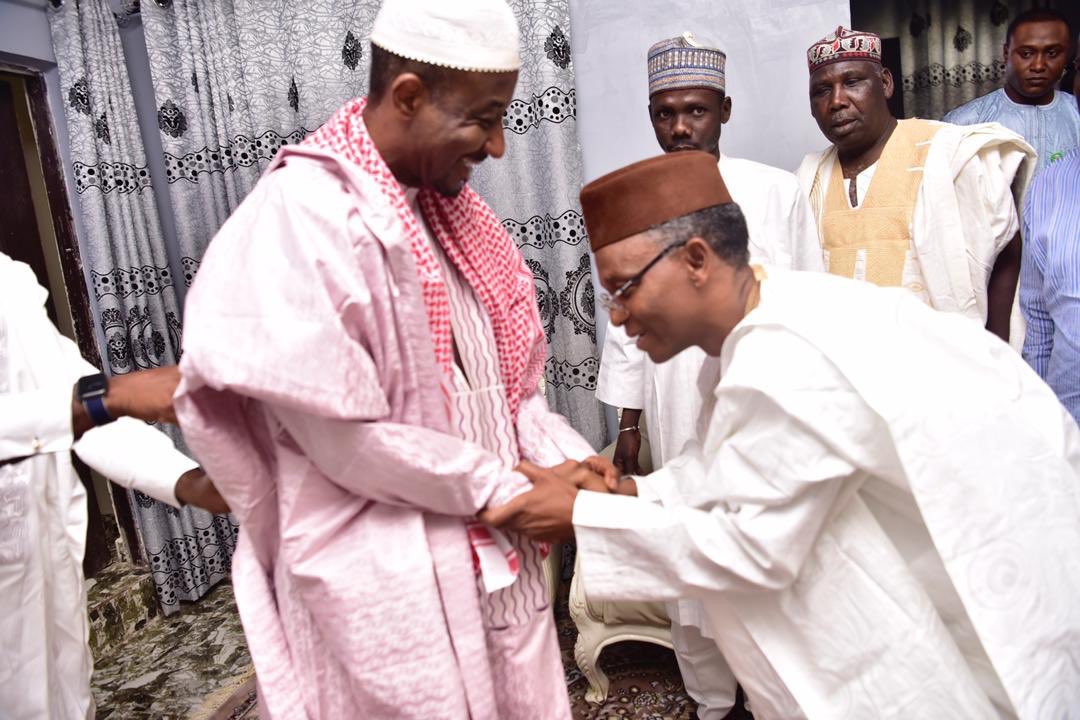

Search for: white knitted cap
xmin=370 ymin=0 xmax=520 ymax=72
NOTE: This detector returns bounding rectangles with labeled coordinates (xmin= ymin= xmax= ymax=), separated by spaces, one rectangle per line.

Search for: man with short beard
xmin=797 ymin=27 xmax=1034 ymax=346
xmin=595 ymin=31 xmax=821 ymax=720
xmin=174 ymin=0 xmax=607 ymax=717
xmin=945 ymin=8 xmax=1079 ymax=174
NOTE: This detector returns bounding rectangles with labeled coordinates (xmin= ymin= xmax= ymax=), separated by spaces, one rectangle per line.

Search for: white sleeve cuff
xmin=631 ymin=466 xmax=684 ymax=508
xmin=572 ymin=489 xmax=667 ymax=529
xmin=73 ymin=418 xmax=197 ymax=507
xmin=596 ymin=323 xmax=647 ymax=409
xmin=632 ymin=474 xmax=662 ymax=503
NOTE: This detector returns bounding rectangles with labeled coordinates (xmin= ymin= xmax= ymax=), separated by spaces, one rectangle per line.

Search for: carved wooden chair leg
xmin=573 ymin=621 xmax=611 ymax=703
xmin=568 ymin=550 xmax=675 ymax=705
xmin=569 ymin=557 xmax=612 ymax=703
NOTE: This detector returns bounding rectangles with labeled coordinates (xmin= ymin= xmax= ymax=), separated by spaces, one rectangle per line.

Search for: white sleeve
xmin=73 ymin=418 xmax=196 ymax=507
xmin=952 ymin=140 xmax=1024 ymax=262
xmin=632 ymin=473 xmax=664 ymax=504
xmin=573 ymin=390 xmax=853 ymax=598
xmin=789 ymin=182 xmax=825 ymax=272
xmin=595 ymin=321 xmax=646 ymax=409
xmin=1 ymin=257 xmax=194 ymax=505
xmin=574 ymin=331 xmax=864 ymax=599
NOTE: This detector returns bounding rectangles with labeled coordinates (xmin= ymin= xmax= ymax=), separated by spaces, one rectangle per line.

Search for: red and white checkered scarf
xmin=303 ymin=98 xmax=547 ymax=589
xmin=303 ymin=97 xmax=545 ymax=419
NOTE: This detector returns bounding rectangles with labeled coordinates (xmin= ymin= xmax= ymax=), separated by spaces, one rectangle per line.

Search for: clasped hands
xmin=479 ymin=456 xmax=637 ymax=543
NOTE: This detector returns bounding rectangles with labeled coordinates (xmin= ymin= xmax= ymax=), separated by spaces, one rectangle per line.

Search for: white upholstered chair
xmin=569 ymin=554 xmax=673 ymax=702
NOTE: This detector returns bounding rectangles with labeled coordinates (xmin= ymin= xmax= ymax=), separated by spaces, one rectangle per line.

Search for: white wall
xmin=569 ymin=0 xmax=851 ymax=181
xmin=0 ymin=0 xmax=54 ymax=61
xmin=569 ymin=0 xmax=850 ymax=442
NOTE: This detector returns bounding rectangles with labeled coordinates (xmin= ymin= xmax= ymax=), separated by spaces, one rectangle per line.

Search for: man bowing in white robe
xmin=596 ymin=31 xmax=823 ymax=719
xmin=486 ymin=150 xmax=1080 ymax=719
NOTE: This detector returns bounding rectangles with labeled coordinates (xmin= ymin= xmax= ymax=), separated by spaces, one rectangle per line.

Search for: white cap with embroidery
xmin=370 ymin=0 xmax=520 ymax=73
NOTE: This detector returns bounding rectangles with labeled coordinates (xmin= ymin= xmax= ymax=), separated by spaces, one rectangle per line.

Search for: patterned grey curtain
xmin=139 ymin=0 xmax=606 ymax=447
xmin=46 ymin=0 xmax=237 ymax=614
xmin=856 ymin=0 xmax=1041 ymax=119
xmin=139 ymin=0 xmax=378 ymax=263
xmin=469 ymin=0 xmax=607 ymax=448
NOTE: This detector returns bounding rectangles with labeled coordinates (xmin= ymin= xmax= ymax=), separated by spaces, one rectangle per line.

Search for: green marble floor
xmin=91 ymin=579 xmax=749 ymax=719
xmin=92 ymin=582 xmax=252 ymax=719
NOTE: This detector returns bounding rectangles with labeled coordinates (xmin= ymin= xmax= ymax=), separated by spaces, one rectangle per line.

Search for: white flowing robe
xmin=575 ymin=268 xmax=1080 ymax=719
xmin=0 ymin=254 xmax=195 ymax=720
xmin=596 ymin=154 xmax=823 ymax=635
xmin=796 ymin=121 xmax=1034 ymax=347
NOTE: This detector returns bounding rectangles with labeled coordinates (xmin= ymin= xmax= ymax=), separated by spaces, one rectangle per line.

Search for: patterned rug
xmin=555 ymin=601 xmax=699 ymax=719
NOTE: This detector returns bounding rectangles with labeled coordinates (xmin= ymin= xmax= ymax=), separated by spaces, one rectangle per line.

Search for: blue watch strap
xmin=84 ymin=394 xmax=113 ymax=426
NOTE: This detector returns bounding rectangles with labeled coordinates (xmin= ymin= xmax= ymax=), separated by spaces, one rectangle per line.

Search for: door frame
xmin=1 ymin=60 xmax=142 ymax=573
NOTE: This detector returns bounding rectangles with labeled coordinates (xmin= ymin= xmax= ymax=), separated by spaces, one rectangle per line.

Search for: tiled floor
xmin=92 ymin=582 xmax=252 ymax=719
xmin=93 ymin=581 xmax=751 ymax=719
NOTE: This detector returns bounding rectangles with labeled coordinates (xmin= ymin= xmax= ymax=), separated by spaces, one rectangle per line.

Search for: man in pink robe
xmin=174 ymin=0 xmax=605 ymax=717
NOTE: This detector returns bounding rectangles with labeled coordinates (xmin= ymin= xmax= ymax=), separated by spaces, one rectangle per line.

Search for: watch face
xmin=78 ymin=373 xmax=109 ymax=399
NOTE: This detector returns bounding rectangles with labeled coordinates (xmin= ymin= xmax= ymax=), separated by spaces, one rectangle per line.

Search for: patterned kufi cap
xmin=806 ymin=26 xmax=881 ymax=73
xmin=647 ymin=32 xmax=726 ymax=96
xmin=371 ymin=0 xmax=520 ymax=72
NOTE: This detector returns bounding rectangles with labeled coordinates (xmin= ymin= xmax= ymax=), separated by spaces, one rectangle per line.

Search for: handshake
xmin=479 ymin=456 xmax=638 ymax=543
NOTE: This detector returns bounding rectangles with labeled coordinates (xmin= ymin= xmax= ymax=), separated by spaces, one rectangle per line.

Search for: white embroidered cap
xmin=370 ymin=0 xmax=520 ymax=72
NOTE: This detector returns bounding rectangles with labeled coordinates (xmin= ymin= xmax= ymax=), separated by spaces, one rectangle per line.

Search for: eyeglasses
xmin=598 ymin=239 xmax=688 ymax=313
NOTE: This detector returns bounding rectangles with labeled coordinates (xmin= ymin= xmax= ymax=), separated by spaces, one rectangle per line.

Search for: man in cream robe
xmin=797 ymin=27 xmax=1034 ymax=347
xmin=0 ymin=252 xmax=224 ymax=719
xmin=596 ymin=32 xmax=823 ymax=718
xmin=487 ymin=151 xmax=1080 ymax=719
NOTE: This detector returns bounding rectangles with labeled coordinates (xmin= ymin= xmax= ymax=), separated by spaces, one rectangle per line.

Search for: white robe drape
xmin=576 ymin=268 xmax=1080 ymax=719
xmin=796 ymin=121 xmax=1034 ymax=349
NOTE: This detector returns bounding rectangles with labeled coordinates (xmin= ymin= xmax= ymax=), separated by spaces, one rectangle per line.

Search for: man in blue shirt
xmin=1020 ymin=147 xmax=1080 ymax=423
xmin=945 ymin=8 xmax=1079 ymax=174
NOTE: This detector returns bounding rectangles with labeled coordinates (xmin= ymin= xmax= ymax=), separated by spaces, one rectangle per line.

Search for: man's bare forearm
xmin=986 ymin=233 xmax=1021 ymax=342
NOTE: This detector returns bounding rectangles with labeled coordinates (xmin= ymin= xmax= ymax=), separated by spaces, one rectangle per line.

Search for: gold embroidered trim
xmin=819 ymin=119 xmax=942 ymax=288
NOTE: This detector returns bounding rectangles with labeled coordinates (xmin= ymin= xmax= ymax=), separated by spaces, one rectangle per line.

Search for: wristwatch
xmin=77 ymin=372 xmax=114 ymax=427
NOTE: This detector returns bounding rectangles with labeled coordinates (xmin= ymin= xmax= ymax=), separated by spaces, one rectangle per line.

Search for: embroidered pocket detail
xmin=0 ymin=465 xmax=30 ymax=565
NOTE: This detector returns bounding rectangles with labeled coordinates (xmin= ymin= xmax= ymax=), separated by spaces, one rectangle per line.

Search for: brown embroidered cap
xmin=580 ymin=151 xmax=733 ymax=251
